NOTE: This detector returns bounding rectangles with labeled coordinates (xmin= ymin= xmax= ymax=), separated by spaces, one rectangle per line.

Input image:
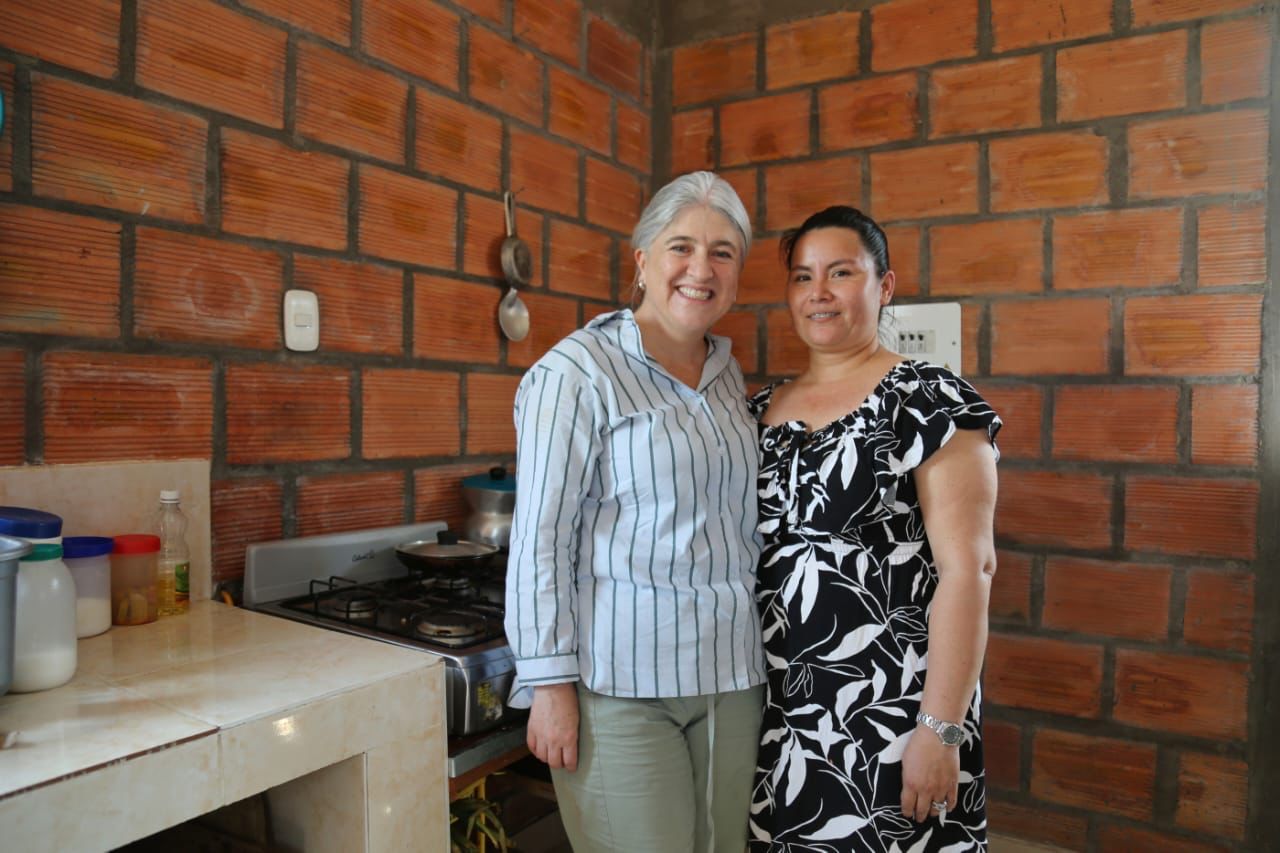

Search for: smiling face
xmin=633 ymin=204 xmax=743 ymax=342
xmin=787 ymin=226 xmax=895 ymax=353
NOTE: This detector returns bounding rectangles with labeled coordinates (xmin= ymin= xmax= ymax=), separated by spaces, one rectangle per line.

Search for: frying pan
xmin=394 ymin=530 xmax=498 ymax=576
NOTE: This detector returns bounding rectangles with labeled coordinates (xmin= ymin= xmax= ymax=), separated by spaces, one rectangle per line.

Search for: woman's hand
xmin=900 ymin=728 xmax=960 ymax=822
xmin=527 ymin=682 xmax=581 ymax=771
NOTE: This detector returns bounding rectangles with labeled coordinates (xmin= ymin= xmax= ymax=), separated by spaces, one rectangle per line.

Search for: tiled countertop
xmin=0 ymin=601 xmax=448 ymax=851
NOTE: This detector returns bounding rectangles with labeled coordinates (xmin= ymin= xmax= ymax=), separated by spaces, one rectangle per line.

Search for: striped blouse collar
xmin=588 ymin=309 xmax=733 ymax=391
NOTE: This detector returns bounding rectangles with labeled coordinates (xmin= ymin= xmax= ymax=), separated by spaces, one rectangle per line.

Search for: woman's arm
xmin=899 ymin=427 xmax=998 ymax=822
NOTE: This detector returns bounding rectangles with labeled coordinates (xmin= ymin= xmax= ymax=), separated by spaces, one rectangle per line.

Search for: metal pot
xmin=0 ymin=535 xmax=32 ymax=697
xmin=394 ymin=530 xmax=498 ymax=577
xmin=461 ymin=467 xmax=515 ymax=550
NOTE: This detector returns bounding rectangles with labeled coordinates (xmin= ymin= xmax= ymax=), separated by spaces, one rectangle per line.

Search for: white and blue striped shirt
xmin=505 ymin=309 xmax=765 ymax=701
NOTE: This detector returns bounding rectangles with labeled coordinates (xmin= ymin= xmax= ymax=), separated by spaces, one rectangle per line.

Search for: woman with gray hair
xmin=505 ymin=171 xmax=766 ymax=852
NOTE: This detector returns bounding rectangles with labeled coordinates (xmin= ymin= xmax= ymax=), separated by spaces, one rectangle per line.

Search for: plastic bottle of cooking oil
xmin=154 ymin=490 xmax=190 ymax=616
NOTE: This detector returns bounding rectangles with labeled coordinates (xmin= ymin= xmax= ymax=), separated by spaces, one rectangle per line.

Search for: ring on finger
xmin=931 ymin=800 xmax=948 ymax=812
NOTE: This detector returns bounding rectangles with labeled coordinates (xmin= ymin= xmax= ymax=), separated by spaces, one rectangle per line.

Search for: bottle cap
xmin=62 ymin=536 xmax=115 ymax=559
xmin=160 ymin=490 xmax=181 ymax=502
xmin=0 ymin=506 xmax=64 ymax=539
xmin=113 ymin=534 xmax=161 ymax=554
xmin=20 ymin=543 xmax=64 ymax=562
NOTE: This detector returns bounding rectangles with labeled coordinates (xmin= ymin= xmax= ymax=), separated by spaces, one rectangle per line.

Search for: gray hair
xmin=630 ymin=171 xmax=753 ymax=263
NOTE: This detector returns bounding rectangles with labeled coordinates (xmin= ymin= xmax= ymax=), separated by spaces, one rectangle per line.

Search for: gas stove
xmin=243 ymin=521 xmax=525 ymax=778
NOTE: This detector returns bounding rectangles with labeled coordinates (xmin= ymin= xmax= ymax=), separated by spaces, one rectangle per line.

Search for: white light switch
xmin=284 ymin=289 xmax=320 ymax=352
xmin=881 ymin=302 xmax=963 ymax=374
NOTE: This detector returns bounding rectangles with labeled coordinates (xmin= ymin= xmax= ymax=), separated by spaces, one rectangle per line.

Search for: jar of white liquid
xmin=12 ymin=544 xmax=77 ymax=693
xmin=62 ymin=537 xmax=113 ymax=638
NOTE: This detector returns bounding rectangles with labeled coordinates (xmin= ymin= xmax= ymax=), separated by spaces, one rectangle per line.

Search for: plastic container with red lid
xmin=111 ymin=534 xmax=160 ymax=625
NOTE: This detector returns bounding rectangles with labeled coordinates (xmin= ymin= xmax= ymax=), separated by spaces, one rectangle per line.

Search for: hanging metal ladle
xmin=497 ymin=191 xmax=531 ymax=342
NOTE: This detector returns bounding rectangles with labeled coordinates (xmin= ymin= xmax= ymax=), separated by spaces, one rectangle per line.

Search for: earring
xmin=637 ymin=278 xmax=646 ymax=290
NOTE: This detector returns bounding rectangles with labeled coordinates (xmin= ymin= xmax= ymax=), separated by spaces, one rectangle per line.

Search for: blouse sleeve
xmin=865 ymin=363 xmax=1001 ymax=520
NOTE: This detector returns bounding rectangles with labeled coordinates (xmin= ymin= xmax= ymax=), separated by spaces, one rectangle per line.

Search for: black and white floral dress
xmin=747 ymin=360 xmax=1001 ymax=853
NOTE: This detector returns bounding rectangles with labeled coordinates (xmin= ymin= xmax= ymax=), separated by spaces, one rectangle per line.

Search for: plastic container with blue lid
xmin=63 ymin=537 xmax=113 ymax=638
xmin=0 ymin=507 xmax=64 ymax=543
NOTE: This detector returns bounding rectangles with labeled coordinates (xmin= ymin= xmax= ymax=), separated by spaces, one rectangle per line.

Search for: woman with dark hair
xmin=747 ymin=206 xmax=1000 ymax=851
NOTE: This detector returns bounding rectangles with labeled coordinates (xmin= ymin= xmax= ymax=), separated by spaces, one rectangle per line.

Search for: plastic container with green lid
xmin=112 ymin=534 xmax=160 ymax=626
xmin=12 ymin=542 xmax=77 ymax=693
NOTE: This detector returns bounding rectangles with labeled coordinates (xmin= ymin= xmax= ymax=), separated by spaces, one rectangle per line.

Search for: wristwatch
xmin=916 ymin=711 xmax=965 ymax=746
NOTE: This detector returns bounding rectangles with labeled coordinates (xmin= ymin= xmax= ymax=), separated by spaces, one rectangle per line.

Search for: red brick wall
xmin=0 ymin=0 xmax=650 ymax=583
xmin=667 ymin=2 xmax=1269 ymax=850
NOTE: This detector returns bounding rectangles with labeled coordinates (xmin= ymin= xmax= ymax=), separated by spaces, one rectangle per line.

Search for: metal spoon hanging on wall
xmin=497 ymin=191 xmax=531 ymax=342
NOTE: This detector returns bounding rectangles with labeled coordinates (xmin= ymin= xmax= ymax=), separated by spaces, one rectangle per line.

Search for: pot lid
xmin=0 ymin=534 xmax=32 ymax=563
xmin=462 ymin=466 xmax=515 ymax=493
xmin=398 ymin=530 xmax=498 ymax=561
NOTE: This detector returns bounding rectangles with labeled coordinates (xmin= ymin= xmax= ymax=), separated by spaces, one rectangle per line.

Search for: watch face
xmin=940 ymin=724 xmax=965 ymax=746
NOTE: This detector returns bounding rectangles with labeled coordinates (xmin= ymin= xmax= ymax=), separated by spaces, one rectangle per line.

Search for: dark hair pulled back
xmin=779 ymin=206 xmax=891 ymax=277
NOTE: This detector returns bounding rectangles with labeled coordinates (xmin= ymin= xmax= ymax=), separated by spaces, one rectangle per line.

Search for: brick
xmin=1031 ymin=729 xmax=1155 ymax=818
xmin=296 ymin=40 xmax=407 ymax=163
xmin=0 ymin=205 xmax=119 ymax=338
xmin=882 ymin=225 xmax=919 ymax=297
xmin=1131 ymin=0 xmax=1258 ymax=26
xmin=211 ymin=478 xmax=282 ymax=582
xmin=221 ymin=128 xmax=347 ymax=249
xmin=990 ymin=298 xmax=1110 ymax=375
xmin=415 ymin=90 xmax=502 ymax=192
xmin=1097 ymin=825 xmax=1230 ymax=853
xmin=549 ymin=220 xmax=612 ymax=299
xmin=766 ymin=308 xmax=807 ymax=376
xmin=871 ymin=0 xmax=978 ymax=71
xmin=930 ymin=55 xmax=1041 ymax=137
xmin=1053 ymin=208 xmax=1183 ymax=290
xmin=960 ymin=303 xmax=980 ymax=376
xmin=134 ymin=228 xmax=282 ymax=349
xmin=413 ymin=274 xmax=501 ymax=365
xmin=763 ymin=157 xmax=861 ymax=232
xmin=738 ymin=240 xmax=786 ymax=305
xmin=586 ymin=158 xmax=643 ymax=235
xmin=671 ymin=109 xmax=715 ymax=174
xmin=362 ymin=0 xmax=459 ymax=90
xmin=362 ymin=368 xmax=460 ymax=458
xmin=930 ymin=219 xmax=1043 ymax=295
xmin=225 ymin=364 xmax=350 ymax=463
xmin=467 ymin=373 xmax=522 ymax=453
xmin=1178 ymin=753 xmax=1248 ymax=839
xmin=514 ymin=0 xmax=580 ymax=66
xmin=240 ymin=0 xmax=349 ymax=44
xmin=549 ymin=69 xmax=611 ymax=155
xmin=989 ymin=131 xmax=1108 ymax=213
xmin=0 ymin=350 xmax=25 ymax=465
xmin=1124 ymin=294 xmax=1261 ymax=376
xmin=43 ymin=352 xmax=212 ymax=463
xmin=507 ymin=291 xmax=580 ymax=369
xmin=415 ymin=463 xmax=494 ymax=531
xmin=719 ymin=92 xmax=811 ymax=167
xmin=1202 ymin=17 xmax=1271 ymax=104
xmin=1184 ymin=571 xmax=1254 ymax=654
xmin=990 ymin=0 xmax=1112 ymax=51
xmin=870 ymin=143 xmax=978 ymax=221
xmin=1125 ymin=475 xmax=1257 ymax=559
xmin=983 ymin=719 xmax=1022 ymax=790
xmin=0 ymin=0 xmax=119 ymax=77
xmin=819 ymin=73 xmax=919 ymax=151
xmin=986 ymin=634 xmax=1104 ymax=717
xmin=672 ymin=33 xmax=756 ymax=106
xmin=293 ymin=255 xmax=404 ymax=356
xmin=1043 ymin=557 xmax=1172 ymax=640
xmin=0 ymin=64 xmax=12 ymax=192
xmin=138 ymin=0 xmax=286 ymax=128
xmin=985 ymin=798 xmax=1089 ymax=851
xmin=1057 ymin=32 xmax=1187 ymax=122
xmin=1191 ymin=384 xmax=1258 ymax=467
xmin=975 ymin=383 xmax=1042 ymax=459
xmin=587 ymin=16 xmax=642 ymax=100
xmin=1114 ymin=649 xmax=1248 ymax=740
xmin=988 ymin=549 xmax=1032 ymax=623
xmin=358 ymin=165 xmax=457 ymax=268
xmin=511 ymin=129 xmax=580 ymax=217
xmin=718 ymin=171 xmax=757 ymax=236
xmin=615 ymin=103 xmax=650 ymax=173
xmin=452 ymin=0 xmax=502 ymax=24
xmin=33 ymin=76 xmax=205 ymax=223
xmin=469 ymin=25 xmax=542 ymax=124
xmin=463 ymin=193 xmax=544 ymax=285
xmin=296 ymin=471 xmax=405 ymax=538
xmin=1053 ymin=385 xmax=1179 ymax=463
xmin=1129 ymin=110 xmax=1267 ymax=199
xmin=1198 ymin=204 xmax=1265 ymax=287
xmin=765 ymin=11 xmax=861 ymax=90
xmin=713 ymin=311 xmax=759 ymax=376
xmin=996 ymin=469 xmax=1112 ymax=549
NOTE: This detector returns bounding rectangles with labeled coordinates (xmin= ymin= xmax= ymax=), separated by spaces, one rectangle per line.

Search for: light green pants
xmin=550 ymin=683 xmax=765 ymax=853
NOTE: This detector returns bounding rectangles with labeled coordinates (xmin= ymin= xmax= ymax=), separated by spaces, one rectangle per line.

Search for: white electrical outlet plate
xmin=881 ymin=302 xmax=963 ymax=375
xmin=283 ymin=289 xmax=320 ymax=352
